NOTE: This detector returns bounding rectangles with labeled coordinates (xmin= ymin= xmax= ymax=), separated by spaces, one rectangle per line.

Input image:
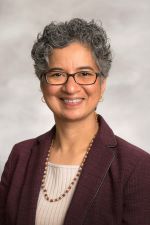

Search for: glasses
xmin=44 ymin=70 xmax=103 ymax=85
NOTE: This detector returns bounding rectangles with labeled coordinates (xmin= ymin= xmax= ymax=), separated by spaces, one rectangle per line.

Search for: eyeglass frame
xmin=43 ymin=70 xmax=104 ymax=85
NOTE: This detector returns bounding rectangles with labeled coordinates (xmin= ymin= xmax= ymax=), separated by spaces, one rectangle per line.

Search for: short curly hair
xmin=31 ymin=18 xmax=112 ymax=80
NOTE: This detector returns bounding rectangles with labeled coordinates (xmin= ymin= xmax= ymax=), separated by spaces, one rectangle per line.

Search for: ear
xmin=40 ymin=81 xmax=44 ymax=92
xmin=100 ymin=78 xmax=107 ymax=96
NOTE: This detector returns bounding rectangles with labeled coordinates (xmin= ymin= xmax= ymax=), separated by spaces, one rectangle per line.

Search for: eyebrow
xmin=77 ymin=66 xmax=95 ymax=71
xmin=48 ymin=66 xmax=95 ymax=71
xmin=48 ymin=67 xmax=64 ymax=71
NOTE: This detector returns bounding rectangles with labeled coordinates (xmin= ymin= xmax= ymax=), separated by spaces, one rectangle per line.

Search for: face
xmin=41 ymin=42 xmax=106 ymax=122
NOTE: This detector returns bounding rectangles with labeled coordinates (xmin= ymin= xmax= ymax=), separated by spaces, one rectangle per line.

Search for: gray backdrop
xmin=0 ymin=0 xmax=150 ymax=176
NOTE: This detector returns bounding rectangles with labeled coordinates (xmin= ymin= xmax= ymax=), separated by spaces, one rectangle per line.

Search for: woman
xmin=0 ymin=18 xmax=150 ymax=225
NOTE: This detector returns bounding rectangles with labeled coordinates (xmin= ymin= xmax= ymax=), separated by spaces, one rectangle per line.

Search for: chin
xmin=58 ymin=115 xmax=82 ymax=122
xmin=55 ymin=111 xmax=94 ymax=122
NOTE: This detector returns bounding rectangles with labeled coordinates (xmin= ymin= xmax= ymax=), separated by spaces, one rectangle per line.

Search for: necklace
xmin=41 ymin=134 xmax=97 ymax=202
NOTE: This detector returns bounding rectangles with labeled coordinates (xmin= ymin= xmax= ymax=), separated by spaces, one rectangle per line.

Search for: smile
xmin=61 ymin=98 xmax=84 ymax=105
xmin=63 ymin=99 xmax=82 ymax=103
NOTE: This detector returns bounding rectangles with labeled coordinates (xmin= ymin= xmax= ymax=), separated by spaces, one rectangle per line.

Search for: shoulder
xmin=0 ymin=130 xmax=52 ymax=186
xmin=115 ymin=135 xmax=150 ymax=162
xmin=98 ymin=115 xmax=150 ymax=174
xmin=8 ymin=130 xmax=51 ymax=161
xmin=99 ymin=115 xmax=150 ymax=166
xmin=1 ymin=131 xmax=51 ymax=181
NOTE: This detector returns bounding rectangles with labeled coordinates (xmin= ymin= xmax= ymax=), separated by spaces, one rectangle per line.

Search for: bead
xmin=42 ymin=179 xmax=45 ymax=183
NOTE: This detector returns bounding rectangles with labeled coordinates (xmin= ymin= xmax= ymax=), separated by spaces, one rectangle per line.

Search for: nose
xmin=61 ymin=76 xmax=81 ymax=94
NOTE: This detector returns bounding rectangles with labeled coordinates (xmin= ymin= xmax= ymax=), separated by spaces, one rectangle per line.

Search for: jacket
xmin=0 ymin=115 xmax=150 ymax=225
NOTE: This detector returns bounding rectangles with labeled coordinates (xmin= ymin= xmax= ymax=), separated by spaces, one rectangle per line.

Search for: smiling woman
xmin=0 ymin=18 xmax=150 ymax=225
xmin=41 ymin=42 xmax=106 ymax=123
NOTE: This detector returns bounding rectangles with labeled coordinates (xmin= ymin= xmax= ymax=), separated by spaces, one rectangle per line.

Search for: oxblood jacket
xmin=0 ymin=115 xmax=150 ymax=225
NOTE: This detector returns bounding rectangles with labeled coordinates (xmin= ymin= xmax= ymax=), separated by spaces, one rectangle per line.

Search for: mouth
xmin=60 ymin=98 xmax=84 ymax=105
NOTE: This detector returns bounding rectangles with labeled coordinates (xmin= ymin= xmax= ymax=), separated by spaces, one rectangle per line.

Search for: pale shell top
xmin=35 ymin=162 xmax=80 ymax=225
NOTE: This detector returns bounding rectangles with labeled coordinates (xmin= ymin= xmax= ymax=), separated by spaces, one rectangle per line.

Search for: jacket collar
xmin=16 ymin=115 xmax=117 ymax=225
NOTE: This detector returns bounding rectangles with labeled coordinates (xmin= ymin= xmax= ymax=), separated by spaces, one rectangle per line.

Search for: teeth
xmin=63 ymin=99 xmax=82 ymax=103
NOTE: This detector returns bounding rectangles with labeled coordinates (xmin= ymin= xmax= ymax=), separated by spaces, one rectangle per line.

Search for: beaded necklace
xmin=41 ymin=134 xmax=96 ymax=202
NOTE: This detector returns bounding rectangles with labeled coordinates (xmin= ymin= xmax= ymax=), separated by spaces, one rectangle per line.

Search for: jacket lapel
xmin=16 ymin=127 xmax=55 ymax=225
xmin=63 ymin=116 xmax=117 ymax=225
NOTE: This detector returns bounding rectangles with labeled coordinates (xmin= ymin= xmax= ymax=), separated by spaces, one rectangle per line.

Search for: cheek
xmin=41 ymin=85 xmax=60 ymax=97
xmin=85 ymin=83 xmax=101 ymax=99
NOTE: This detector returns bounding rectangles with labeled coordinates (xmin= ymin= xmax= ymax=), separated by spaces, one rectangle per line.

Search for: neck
xmin=53 ymin=113 xmax=99 ymax=154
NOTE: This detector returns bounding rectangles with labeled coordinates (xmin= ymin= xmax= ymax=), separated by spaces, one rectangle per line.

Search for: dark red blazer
xmin=0 ymin=116 xmax=150 ymax=225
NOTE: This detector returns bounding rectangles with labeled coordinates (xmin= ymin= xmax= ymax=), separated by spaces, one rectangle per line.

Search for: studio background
xmin=0 ymin=0 xmax=150 ymax=176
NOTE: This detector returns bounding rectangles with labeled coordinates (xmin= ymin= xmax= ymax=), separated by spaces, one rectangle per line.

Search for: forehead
xmin=48 ymin=42 xmax=98 ymax=71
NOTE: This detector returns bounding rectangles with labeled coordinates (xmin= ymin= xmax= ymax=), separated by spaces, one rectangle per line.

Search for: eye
xmin=47 ymin=72 xmax=64 ymax=77
xmin=79 ymin=71 xmax=94 ymax=76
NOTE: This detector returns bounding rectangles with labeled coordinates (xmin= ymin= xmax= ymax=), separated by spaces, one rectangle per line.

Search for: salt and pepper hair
xmin=31 ymin=18 xmax=112 ymax=80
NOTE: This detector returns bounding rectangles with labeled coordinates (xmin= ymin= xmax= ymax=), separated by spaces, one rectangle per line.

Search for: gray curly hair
xmin=31 ymin=18 xmax=112 ymax=80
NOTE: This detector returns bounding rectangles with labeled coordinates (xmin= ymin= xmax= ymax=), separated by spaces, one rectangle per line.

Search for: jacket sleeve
xmin=122 ymin=153 xmax=150 ymax=225
xmin=0 ymin=146 xmax=17 ymax=225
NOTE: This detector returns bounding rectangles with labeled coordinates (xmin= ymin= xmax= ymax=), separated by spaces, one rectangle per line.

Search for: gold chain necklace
xmin=41 ymin=134 xmax=97 ymax=202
